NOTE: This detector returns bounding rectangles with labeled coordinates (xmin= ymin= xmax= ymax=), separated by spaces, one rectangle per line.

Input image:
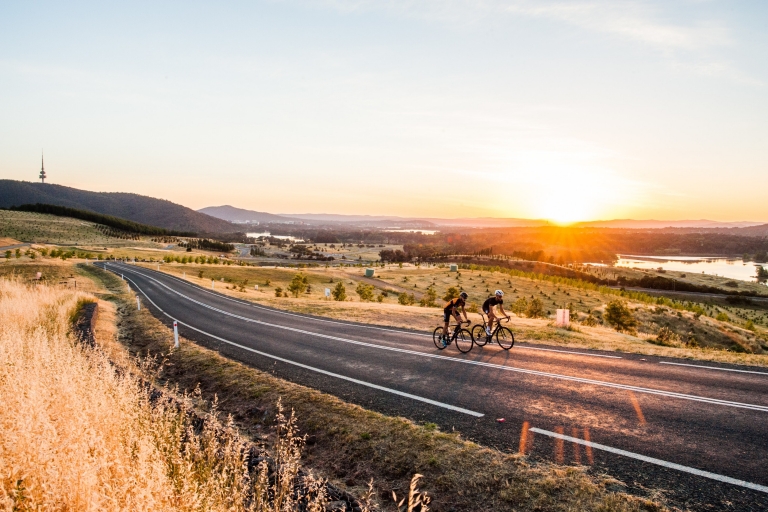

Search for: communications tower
xmin=39 ymin=151 xmax=46 ymax=183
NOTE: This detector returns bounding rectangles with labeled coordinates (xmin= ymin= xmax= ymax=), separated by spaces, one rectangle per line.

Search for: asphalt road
xmin=97 ymin=262 xmax=768 ymax=510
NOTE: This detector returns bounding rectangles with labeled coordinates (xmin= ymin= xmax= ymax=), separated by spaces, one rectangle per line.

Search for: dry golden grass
xmin=0 ymin=278 xmax=330 ymax=511
xmin=0 ymin=237 xmax=21 ymax=247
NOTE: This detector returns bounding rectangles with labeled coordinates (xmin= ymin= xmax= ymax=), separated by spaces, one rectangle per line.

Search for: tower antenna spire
xmin=39 ymin=150 xmax=47 ymax=183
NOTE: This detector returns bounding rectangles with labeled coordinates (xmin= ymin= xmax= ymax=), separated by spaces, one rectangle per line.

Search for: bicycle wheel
xmin=495 ymin=326 xmax=515 ymax=350
xmin=454 ymin=329 xmax=474 ymax=354
xmin=433 ymin=327 xmax=447 ymax=350
xmin=471 ymin=324 xmax=489 ymax=346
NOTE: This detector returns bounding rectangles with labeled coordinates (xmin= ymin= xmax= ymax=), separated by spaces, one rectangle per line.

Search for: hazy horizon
xmin=2 ymin=1 xmax=767 ymax=223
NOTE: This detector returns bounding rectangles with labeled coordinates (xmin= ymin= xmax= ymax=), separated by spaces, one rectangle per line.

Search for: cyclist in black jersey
xmin=442 ymin=292 xmax=469 ymax=343
xmin=482 ymin=290 xmax=510 ymax=336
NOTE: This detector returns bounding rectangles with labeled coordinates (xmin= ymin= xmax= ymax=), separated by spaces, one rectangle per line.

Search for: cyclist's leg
xmin=487 ymin=309 xmax=497 ymax=334
xmin=442 ymin=311 xmax=451 ymax=339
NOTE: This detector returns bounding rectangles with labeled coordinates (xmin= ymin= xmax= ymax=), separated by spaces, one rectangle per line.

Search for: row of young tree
xmin=177 ymin=239 xmax=235 ymax=252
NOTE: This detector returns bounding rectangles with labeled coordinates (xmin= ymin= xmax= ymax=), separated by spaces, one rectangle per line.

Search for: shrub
xmin=525 ymin=298 xmax=544 ymax=318
xmin=581 ymin=313 xmax=599 ymax=327
xmin=420 ymin=287 xmax=438 ymax=307
xmin=746 ymin=320 xmax=756 ymax=331
xmin=355 ymin=282 xmax=375 ymax=301
xmin=443 ymin=287 xmax=460 ymax=302
xmin=287 ymin=274 xmax=309 ymax=297
xmin=716 ymin=312 xmax=730 ymax=322
xmin=332 ymin=282 xmax=346 ymax=301
xmin=604 ymin=300 xmax=637 ymax=334
xmin=655 ymin=326 xmax=680 ymax=346
xmin=466 ymin=302 xmax=479 ymax=313
xmin=274 ymin=286 xmax=283 ymax=297
xmin=398 ymin=292 xmax=415 ymax=305
xmin=511 ymin=297 xmax=528 ymax=316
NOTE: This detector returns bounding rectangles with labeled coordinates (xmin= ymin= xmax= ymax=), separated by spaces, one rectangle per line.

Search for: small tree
xmin=420 ymin=287 xmax=438 ymax=307
xmin=356 ymin=282 xmax=375 ymax=301
xmin=332 ymin=282 xmax=347 ymax=301
xmin=526 ymin=298 xmax=544 ymax=318
xmin=275 ymin=286 xmax=283 ymax=297
xmin=604 ymin=300 xmax=637 ymax=334
xmin=512 ymin=297 xmax=528 ymax=316
xmin=4 ymin=250 xmax=10 ymax=260
xmin=443 ymin=286 xmax=460 ymax=302
xmin=287 ymin=274 xmax=309 ymax=297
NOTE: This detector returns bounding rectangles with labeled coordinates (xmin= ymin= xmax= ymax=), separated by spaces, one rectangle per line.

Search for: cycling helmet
xmin=495 ymin=290 xmax=504 ymax=297
xmin=459 ymin=291 xmax=468 ymax=299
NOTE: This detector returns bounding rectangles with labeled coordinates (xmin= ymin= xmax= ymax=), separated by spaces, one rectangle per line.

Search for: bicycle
xmin=433 ymin=321 xmax=474 ymax=353
xmin=471 ymin=314 xmax=515 ymax=350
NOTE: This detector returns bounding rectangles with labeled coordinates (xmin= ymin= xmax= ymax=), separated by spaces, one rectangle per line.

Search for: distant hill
xmin=732 ymin=223 xmax=768 ymax=237
xmin=575 ymin=219 xmax=765 ymax=229
xmin=0 ymin=180 xmax=237 ymax=234
xmin=198 ymin=205 xmax=296 ymax=224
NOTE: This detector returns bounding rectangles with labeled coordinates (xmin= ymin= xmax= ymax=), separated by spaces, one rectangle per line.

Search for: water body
xmin=246 ymin=232 xmax=304 ymax=242
xmin=611 ymin=255 xmax=767 ymax=285
xmin=384 ymin=229 xmax=440 ymax=235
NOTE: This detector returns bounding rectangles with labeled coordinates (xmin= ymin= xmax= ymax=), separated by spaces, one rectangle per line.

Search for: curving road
xmin=97 ymin=262 xmax=768 ymax=510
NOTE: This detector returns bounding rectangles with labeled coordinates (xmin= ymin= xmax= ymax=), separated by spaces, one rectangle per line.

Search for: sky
xmin=1 ymin=1 xmax=767 ymax=223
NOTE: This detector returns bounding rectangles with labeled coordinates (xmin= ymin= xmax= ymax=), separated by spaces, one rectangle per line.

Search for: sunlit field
xmin=0 ymin=278 xmax=328 ymax=511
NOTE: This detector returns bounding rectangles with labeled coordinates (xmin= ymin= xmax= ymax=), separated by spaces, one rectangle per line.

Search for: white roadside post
xmin=254 ymin=285 xmax=259 ymax=290
xmin=556 ymin=309 xmax=570 ymax=328
xmin=183 ymin=272 xmax=186 ymax=279
xmin=212 ymin=279 xmax=215 ymax=289
xmin=136 ymin=296 xmax=141 ymax=311
xmin=325 ymin=288 xmax=331 ymax=299
xmin=121 ymin=274 xmax=124 ymax=280
xmin=173 ymin=321 xmax=179 ymax=348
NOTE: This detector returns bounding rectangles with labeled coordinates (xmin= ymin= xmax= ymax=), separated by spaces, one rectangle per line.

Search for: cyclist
xmin=483 ymin=290 xmax=510 ymax=336
xmin=442 ymin=291 xmax=469 ymax=345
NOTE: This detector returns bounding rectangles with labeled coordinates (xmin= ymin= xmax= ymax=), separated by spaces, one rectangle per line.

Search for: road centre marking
xmin=118 ymin=271 xmax=484 ymax=418
xmin=111 ymin=262 xmax=620 ymax=360
xmin=660 ymin=361 xmax=768 ymax=376
xmin=102 ymin=264 xmax=768 ymax=413
xmin=529 ymin=427 xmax=768 ymax=494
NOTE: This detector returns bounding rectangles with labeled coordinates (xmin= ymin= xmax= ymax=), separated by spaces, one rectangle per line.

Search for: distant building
xmin=39 ymin=151 xmax=47 ymax=183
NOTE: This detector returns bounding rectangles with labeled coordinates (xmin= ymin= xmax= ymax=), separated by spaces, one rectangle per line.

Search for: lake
xmin=607 ymin=255 xmax=767 ymax=285
xmin=246 ymin=232 xmax=305 ymax=242
xmin=384 ymin=229 xmax=440 ymax=235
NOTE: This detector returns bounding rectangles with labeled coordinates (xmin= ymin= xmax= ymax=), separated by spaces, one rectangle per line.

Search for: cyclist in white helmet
xmin=482 ymin=290 xmax=510 ymax=336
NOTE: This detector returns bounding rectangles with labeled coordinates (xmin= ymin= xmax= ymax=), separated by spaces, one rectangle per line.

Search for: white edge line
xmin=659 ymin=361 xmax=768 ymax=376
xmin=109 ymin=262 xmax=622 ymax=360
xmin=120 ymin=270 xmax=484 ymax=418
xmin=529 ymin=427 xmax=768 ymax=494
xmin=101 ymin=264 xmax=768 ymax=413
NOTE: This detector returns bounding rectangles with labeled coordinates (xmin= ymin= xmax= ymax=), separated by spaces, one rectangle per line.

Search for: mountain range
xmin=199 ymin=205 xmax=767 ymax=231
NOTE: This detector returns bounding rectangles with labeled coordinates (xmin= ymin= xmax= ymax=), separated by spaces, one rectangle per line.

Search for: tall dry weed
xmin=0 ymin=279 xmax=327 ymax=511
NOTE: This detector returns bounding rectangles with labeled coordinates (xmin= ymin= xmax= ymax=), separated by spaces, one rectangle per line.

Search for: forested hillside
xmin=0 ymin=180 xmax=236 ymax=234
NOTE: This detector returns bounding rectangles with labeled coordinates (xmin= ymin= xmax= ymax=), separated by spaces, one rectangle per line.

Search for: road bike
xmin=433 ymin=320 xmax=473 ymax=353
xmin=471 ymin=314 xmax=515 ymax=350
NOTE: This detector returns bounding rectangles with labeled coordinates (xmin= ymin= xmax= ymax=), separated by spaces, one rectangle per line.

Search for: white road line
xmin=529 ymin=427 xmax=768 ymax=494
xmin=122 ymin=272 xmax=484 ymax=418
xmin=109 ymin=263 xmax=621 ymax=359
xmin=660 ymin=361 xmax=768 ymax=376
xmin=516 ymin=345 xmax=621 ymax=358
xmin=102 ymin=263 xmax=768 ymax=412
